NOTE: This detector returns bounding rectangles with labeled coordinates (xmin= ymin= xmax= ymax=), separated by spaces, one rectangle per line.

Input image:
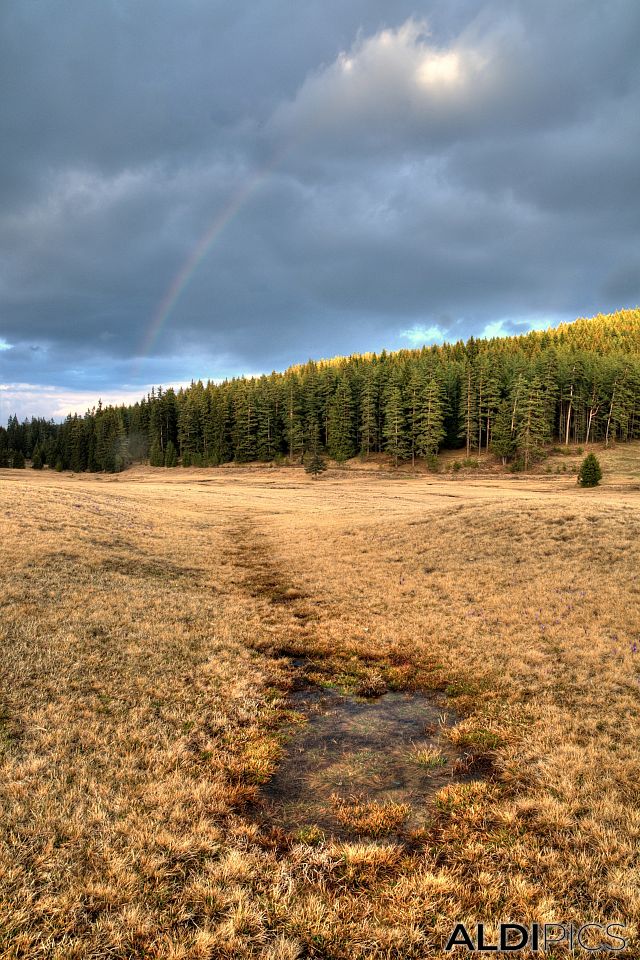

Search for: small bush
xmin=578 ymin=452 xmax=602 ymax=487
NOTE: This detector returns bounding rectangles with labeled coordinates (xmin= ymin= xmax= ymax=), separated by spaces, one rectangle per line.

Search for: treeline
xmin=2 ymin=309 xmax=640 ymax=473
xmin=0 ymin=416 xmax=58 ymax=469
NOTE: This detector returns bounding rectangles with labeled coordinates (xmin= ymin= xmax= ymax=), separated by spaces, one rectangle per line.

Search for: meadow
xmin=1 ymin=448 xmax=639 ymax=958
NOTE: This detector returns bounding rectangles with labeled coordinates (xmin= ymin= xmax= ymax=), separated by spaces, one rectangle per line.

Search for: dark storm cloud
xmin=1 ymin=0 xmax=639 ymax=417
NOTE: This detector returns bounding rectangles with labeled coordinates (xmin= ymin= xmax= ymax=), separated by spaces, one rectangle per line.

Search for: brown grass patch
xmin=1 ymin=461 xmax=639 ymax=956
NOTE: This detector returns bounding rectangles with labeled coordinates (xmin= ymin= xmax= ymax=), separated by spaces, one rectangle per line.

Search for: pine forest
xmin=2 ymin=309 xmax=639 ymax=473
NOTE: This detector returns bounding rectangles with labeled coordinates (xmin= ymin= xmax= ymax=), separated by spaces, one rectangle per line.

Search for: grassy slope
xmin=1 ymin=458 xmax=639 ymax=958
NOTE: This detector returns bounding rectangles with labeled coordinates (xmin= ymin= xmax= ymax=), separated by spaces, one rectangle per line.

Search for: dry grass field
xmin=1 ymin=449 xmax=640 ymax=958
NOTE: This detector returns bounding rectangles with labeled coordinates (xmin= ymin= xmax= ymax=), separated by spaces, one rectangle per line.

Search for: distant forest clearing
xmin=1 ymin=460 xmax=639 ymax=957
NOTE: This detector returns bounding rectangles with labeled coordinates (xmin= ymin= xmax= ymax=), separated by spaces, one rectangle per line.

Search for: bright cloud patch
xmin=480 ymin=320 xmax=508 ymax=339
xmin=400 ymin=324 xmax=447 ymax=346
xmin=416 ymin=51 xmax=464 ymax=89
xmin=271 ymin=18 xmax=492 ymax=152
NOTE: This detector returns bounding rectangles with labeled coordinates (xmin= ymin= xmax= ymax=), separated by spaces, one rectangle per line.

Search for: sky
xmin=1 ymin=0 xmax=639 ymax=420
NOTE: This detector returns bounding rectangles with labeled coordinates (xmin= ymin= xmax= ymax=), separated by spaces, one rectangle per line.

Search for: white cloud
xmin=400 ymin=323 xmax=447 ymax=346
xmin=0 ymin=339 xmax=11 ymax=351
xmin=518 ymin=316 xmax=555 ymax=332
xmin=271 ymin=18 xmax=494 ymax=155
xmin=0 ymin=381 xmax=190 ymax=421
xmin=416 ymin=51 xmax=464 ymax=89
xmin=480 ymin=319 xmax=508 ymax=339
xmin=481 ymin=314 xmax=571 ymax=340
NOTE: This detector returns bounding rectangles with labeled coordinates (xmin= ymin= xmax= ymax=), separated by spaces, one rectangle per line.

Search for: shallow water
xmin=262 ymin=687 xmax=462 ymax=839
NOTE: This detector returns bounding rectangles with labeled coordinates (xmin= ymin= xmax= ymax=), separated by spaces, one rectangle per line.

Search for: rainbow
xmin=135 ymin=152 xmax=284 ymax=371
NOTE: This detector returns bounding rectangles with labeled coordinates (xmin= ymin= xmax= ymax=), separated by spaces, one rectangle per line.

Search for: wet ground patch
xmin=260 ymin=686 xmax=481 ymax=841
xmin=225 ymin=517 xmax=490 ymax=842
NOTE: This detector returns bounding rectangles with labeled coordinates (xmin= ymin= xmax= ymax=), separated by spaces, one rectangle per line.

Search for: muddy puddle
xmin=261 ymin=686 xmax=473 ymax=841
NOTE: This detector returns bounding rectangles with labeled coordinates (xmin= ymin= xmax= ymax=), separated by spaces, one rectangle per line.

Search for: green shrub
xmin=578 ymin=453 xmax=602 ymax=487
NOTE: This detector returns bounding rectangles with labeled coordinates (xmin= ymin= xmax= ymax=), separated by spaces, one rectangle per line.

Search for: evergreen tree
xmin=539 ymin=349 xmax=560 ymax=440
xmin=416 ymin=377 xmax=446 ymax=460
xmin=127 ymin=400 xmax=150 ymax=461
xmin=255 ymin=378 xmax=280 ymax=461
xmin=559 ymin=360 xmax=579 ymax=446
xmin=359 ymin=366 xmax=378 ymax=456
xmin=383 ymin=372 xmax=408 ymax=466
xmin=508 ymin=373 xmax=528 ymax=436
xmin=578 ymin=452 xmax=602 ymax=487
xmin=232 ymin=380 xmax=257 ymax=462
xmin=206 ymin=386 xmax=233 ymax=464
xmin=12 ymin=450 xmax=25 ymax=468
xmin=304 ymin=421 xmax=327 ymax=478
xmin=284 ymin=377 xmax=305 ymax=464
xmin=407 ymin=365 xmax=426 ymax=466
xmin=6 ymin=415 xmax=21 ymax=455
xmin=491 ymin=400 xmax=516 ymax=465
xmin=164 ymin=440 xmax=177 ymax=467
xmin=327 ymin=374 xmax=355 ymax=461
xmin=178 ymin=387 xmax=204 ymax=460
xmin=458 ymin=362 xmax=478 ymax=456
xmin=604 ymin=369 xmax=634 ymax=446
xmin=441 ymin=364 xmax=460 ymax=447
xmin=515 ymin=377 xmax=548 ymax=469
xmin=95 ymin=407 xmax=128 ymax=472
xmin=67 ymin=415 xmax=88 ymax=472
xmin=149 ymin=440 xmax=164 ymax=466
xmin=477 ymin=356 xmax=502 ymax=451
xmin=32 ymin=447 xmax=43 ymax=469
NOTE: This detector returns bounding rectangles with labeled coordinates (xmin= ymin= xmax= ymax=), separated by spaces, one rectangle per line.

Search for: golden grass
xmin=1 ymin=456 xmax=639 ymax=957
